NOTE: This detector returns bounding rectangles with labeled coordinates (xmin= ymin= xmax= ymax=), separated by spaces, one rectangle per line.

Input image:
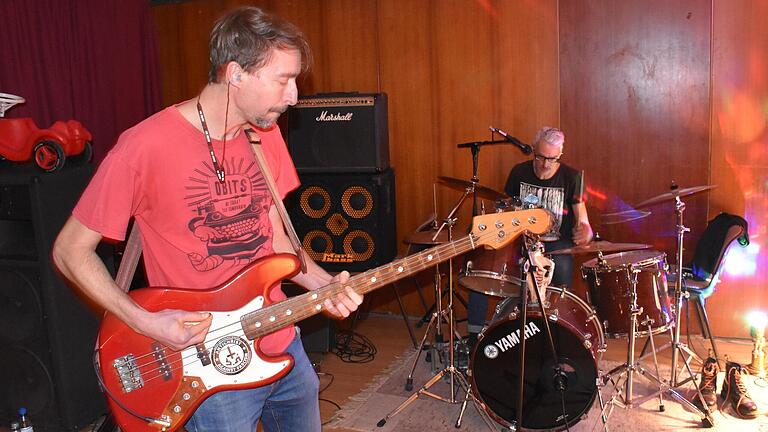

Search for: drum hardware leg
xmin=379 ymin=216 xmax=495 ymax=430
xmin=643 ymin=318 xmax=665 ymax=412
xmin=403 ymin=263 xmax=455 ymax=388
xmin=623 ymin=269 xmax=642 ymax=407
xmin=630 ymin=358 xmax=715 ymax=427
xmin=455 ymin=382 xmax=498 ymax=430
xmin=594 ymin=377 xmax=613 ymax=432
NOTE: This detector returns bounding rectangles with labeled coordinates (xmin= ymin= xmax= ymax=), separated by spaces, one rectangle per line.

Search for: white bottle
xmin=18 ymin=408 xmax=33 ymax=432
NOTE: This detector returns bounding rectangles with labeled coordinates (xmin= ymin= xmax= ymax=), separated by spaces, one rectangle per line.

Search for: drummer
xmin=467 ymin=126 xmax=594 ymax=347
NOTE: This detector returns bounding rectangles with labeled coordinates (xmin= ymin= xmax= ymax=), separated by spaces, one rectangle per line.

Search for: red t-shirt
xmin=74 ymin=105 xmax=300 ymax=353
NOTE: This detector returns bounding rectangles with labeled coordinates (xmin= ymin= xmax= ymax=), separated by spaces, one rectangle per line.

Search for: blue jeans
xmin=185 ymin=329 xmax=320 ymax=432
xmin=467 ymin=239 xmax=574 ymax=333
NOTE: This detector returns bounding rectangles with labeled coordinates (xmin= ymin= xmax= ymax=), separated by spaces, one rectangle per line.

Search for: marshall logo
xmin=322 ymin=252 xmax=354 ymax=263
xmin=484 ymin=321 xmax=542 ymax=359
xmin=315 ymin=110 xmax=354 ymax=122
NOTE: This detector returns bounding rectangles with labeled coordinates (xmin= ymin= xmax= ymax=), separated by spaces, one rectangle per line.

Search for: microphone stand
xmin=510 ymin=235 xmax=569 ymax=430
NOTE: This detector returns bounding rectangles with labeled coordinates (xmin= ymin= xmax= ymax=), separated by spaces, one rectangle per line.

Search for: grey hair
xmin=207 ymin=6 xmax=312 ymax=83
xmin=533 ymin=126 xmax=565 ymax=148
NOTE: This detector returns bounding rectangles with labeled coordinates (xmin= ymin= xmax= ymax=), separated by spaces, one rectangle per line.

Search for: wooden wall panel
xmin=707 ymin=0 xmax=768 ymax=338
xmin=559 ymin=1 xmax=712 ymax=303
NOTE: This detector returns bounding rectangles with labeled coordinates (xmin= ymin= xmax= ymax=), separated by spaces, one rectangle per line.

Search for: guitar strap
xmin=245 ymin=128 xmax=308 ymax=273
xmin=115 ymin=222 xmax=142 ymax=293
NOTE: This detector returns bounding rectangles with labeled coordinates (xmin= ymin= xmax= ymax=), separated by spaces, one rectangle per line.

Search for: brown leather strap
xmin=115 ymin=222 xmax=142 ymax=293
xmin=244 ymin=128 xmax=307 ymax=273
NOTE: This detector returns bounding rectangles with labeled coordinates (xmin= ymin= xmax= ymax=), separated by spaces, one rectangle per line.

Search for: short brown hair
xmin=208 ymin=6 xmax=312 ymax=83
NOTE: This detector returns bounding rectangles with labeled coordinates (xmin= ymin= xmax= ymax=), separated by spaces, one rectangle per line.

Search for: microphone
xmin=489 ymin=126 xmax=533 ymax=155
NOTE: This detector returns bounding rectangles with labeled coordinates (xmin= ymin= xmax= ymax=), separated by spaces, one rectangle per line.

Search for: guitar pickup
xmin=151 ymin=343 xmax=173 ymax=381
xmin=195 ymin=343 xmax=211 ymax=366
xmin=114 ymin=354 xmax=144 ymax=393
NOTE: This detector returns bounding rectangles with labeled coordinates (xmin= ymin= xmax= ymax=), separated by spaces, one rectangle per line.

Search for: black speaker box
xmin=287 ymin=93 xmax=389 ymax=173
xmin=287 ymin=169 xmax=396 ymax=273
xmin=282 ymin=282 xmax=334 ymax=353
xmin=0 ymin=161 xmax=109 ymax=431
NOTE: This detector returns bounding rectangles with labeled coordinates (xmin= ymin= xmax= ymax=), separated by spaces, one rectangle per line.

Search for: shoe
xmin=696 ymin=357 xmax=718 ymax=409
xmin=720 ymin=361 xmax=759 ymax=419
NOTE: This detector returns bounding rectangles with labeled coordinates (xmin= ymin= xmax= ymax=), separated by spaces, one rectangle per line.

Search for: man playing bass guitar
xmin=53 ymin=7 xmax=362 ymax=432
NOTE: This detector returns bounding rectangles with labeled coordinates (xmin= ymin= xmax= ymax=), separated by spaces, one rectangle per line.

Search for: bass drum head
xmin=470 ymin=315 xmax=598 ymax=430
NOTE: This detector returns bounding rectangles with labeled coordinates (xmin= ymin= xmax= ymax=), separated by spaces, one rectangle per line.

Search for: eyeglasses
xmin=534 ymin=153 xmax=562 ymax=163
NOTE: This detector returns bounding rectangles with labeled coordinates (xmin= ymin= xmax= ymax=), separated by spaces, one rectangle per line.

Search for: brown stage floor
xmin=319 ymin=312 xmax=756 ymax=432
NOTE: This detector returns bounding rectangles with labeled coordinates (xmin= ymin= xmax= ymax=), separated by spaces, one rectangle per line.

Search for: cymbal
xmin=600 ymin=209 xmax=651 ymax=225
xmin=636 ymin=185 xmax=717 ymax=208
xmin=405 ymin=229 xmax=450 ymax=245
xmin=549 ymin=240 xmax=651 ymax=255
xmin=437 ymin=176 xmax=507 ymax=201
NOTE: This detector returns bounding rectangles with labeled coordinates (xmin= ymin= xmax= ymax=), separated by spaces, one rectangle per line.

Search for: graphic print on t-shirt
xmin=184 ymin=157 xmax=272 ymax=272
xmin=520 ymin=182 xmax=564 ymax=239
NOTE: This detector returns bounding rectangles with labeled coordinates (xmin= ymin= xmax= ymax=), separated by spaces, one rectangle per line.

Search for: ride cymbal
xmin=549 ymin=240 xmax=651 ymax=255
xmin=636 ymin=185 xmax=717 ymax=208
xmin=437 ymin=176 xmax=507 ymax=201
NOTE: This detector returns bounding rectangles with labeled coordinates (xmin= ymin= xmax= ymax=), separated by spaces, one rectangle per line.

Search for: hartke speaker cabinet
xmin=287 ymin=169 xmax=396 ymax=273
xmin=287 ymin=93 xmax=389 ymax=173
xmin=0 ymin=161 xmax=109 ymax=431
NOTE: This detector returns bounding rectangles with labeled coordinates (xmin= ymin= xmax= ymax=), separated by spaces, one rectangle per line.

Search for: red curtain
xmin=0 ymin=0 xmax=162 ymax=162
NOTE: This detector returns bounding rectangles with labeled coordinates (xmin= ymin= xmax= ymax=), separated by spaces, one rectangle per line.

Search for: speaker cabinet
xmin=287 ymin=169 xmax=396 ymax=273
xmin=0 ymin=161 xmax=109 ymax=431
xmin=287 ymin=93 xmax=389 ymax=173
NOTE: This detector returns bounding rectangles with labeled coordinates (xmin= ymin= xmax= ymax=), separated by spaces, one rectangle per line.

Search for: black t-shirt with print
xmin=504 ymin=160 xmax=582 ymax=241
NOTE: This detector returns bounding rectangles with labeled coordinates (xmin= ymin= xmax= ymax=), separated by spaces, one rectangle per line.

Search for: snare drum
xmin=469 ymin=287 xmax=604 ymax=430
xmin=459 ymin=239 xmax=553 ymax=298
xmin=458 ymin=238 xmax=526 ymax=297
xmin=582 ymin=249 xmax=672 ymax=337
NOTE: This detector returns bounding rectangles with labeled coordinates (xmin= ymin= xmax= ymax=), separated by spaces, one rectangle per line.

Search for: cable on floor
xmin=332 ymin=329 xmax=377 ymax=363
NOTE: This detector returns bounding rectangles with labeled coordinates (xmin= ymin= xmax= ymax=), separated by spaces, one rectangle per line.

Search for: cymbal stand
xmin=669 ymin=195 xmax=707 ymax=384
xmin=377 ymin=190 xmax=497 ymax=431
xmin=599 ymin=195 xmax=714 ymax=427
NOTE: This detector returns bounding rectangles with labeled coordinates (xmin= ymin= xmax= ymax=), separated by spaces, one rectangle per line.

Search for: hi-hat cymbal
xmin=549 ymin=240 xmax=651 ymax=255
xmin=404 ymin=229 xmax=450 ymax=245
xmin=636 ymin=185 xmax=717 ymax=208
xmin=437 ymin=176 xmax=507 ymax=201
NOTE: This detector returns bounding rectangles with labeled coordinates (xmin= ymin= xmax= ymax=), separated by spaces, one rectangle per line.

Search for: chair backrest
xmin=690 ymin=213 xmax=747 ymax=285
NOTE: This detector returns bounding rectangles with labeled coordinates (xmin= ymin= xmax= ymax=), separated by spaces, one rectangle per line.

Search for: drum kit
xmin=378 ymin=168 xmax=718 ymax=431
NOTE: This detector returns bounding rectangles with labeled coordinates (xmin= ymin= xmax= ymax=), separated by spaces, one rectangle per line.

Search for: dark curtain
xmin=0 ymin=0 xmax=162 ymax=162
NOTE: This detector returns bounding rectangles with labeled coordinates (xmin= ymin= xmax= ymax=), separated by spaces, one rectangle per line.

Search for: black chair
xmin=671 ymin=212 xmax=749 ymax=363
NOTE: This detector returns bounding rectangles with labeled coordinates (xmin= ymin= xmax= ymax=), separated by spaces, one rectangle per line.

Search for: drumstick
xmin=577 ymin=170 xmax=585 ymax=203
xmin=432 ymin=182 xmax=438 ymax=229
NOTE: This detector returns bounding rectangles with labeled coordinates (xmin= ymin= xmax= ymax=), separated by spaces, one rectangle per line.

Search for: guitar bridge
xmin=114 ymin=354 xmax=144 ymax=393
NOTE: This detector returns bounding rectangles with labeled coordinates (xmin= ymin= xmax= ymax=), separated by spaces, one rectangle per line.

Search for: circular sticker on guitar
xmin=212 ymin=336 xmax=252 ymax=375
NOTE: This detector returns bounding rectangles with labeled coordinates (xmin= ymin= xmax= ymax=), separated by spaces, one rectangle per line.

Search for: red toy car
xmin=0 ymin=93 xmax=92 ymax=172
xmin=0 ymin=118 xmax=93 ymax=172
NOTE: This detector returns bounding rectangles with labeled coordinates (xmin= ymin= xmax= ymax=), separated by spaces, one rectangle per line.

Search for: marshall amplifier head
xmin=287 ymin=93 xmax=389 ymax=173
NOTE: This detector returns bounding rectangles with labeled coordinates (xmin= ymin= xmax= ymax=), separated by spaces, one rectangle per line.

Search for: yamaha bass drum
xmin=468 ymin=287 xmax=604 ymax=430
